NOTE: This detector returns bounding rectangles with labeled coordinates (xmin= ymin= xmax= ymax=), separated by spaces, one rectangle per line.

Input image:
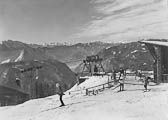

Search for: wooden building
xmin=140 ymin=39 xmax=168 ymax=84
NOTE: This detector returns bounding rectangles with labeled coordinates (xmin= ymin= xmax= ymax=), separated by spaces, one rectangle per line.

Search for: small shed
xmin=140 ymin=39 xmax=168 ymax=84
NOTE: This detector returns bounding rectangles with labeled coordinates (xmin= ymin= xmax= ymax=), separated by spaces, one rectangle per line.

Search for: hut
xmin=140 ymin=39 xmax=168 ymax=84
xmin=0 ymin=60 xmax=77 ymax=106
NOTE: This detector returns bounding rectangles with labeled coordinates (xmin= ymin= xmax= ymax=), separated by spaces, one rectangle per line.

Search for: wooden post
xmin=156 ymin=46 xmax=162 ymax=84
xmin=145 ymin=44 xmax=157 ymax=83
xmin=108 ymin=76 xmax=109 ymax=87
xmin=86 ymin=89 xmax=88 ymax=95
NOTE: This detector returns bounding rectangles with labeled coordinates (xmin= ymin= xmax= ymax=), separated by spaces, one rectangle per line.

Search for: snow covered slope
xmin=68 ymin=76 xmax=110 ymax=92
xmin=0 ymin=76 xmax=168 ymax=120
xmin=14 ymin=50 xmax=24 ymax=62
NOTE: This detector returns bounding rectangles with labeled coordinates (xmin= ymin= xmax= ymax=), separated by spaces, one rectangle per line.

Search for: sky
xmin=0 ymin=0 xmax=168 ymax=44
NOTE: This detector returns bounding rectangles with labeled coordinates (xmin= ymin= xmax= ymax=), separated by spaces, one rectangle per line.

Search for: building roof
xmin=140 ymin=40 xmax=168 ymax=47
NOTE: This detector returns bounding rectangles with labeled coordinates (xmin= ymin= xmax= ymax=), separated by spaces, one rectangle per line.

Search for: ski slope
xmin=0 ymin=76 xmax=168 ymax=120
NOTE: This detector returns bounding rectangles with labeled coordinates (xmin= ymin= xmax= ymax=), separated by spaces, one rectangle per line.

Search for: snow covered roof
xmin=140 ymin=40 xmax=168 ymax=47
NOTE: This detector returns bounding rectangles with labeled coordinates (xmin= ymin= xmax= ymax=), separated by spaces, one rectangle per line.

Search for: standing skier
xmin=119 ymin=72 xmax=125 ymax=91
xmin=55 ymin=83 xmax=65 ymax=107
xmin=144 ymin=76 xmax=150 ymax=92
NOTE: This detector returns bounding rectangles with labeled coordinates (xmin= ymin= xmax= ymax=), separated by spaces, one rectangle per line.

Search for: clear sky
xmin=0 ymin=0 xmax=168 ymax=44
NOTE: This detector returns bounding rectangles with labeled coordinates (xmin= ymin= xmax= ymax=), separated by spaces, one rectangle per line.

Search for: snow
xmin=125 ymin=54 xmax=129 ymax=57
xmin=1 ymin=59 xmax=11 ymax=64
xmin=132 ymin=55 xmax=136 ymax=59
xmin=0 ymin=76 xmax=168 ymax=120
xmin=67 ymin=76 xmax=110 ymax=94
xmin=77 ymin=76 xmax=109 ymax=88
xmin=131 ymin=50 xmax=138 ymax=54
xmin=15 ymin=50 xmax=24 ymax=62
xmin=143 ymin=63 xmax=147 ymax=65
xmin=141 ymin=44 xmax=145 ymax=46
xmin=105 ymin=46 xmax=111 ymax=49
xmin=142 ymin=48 xmax=146 ymax=50
xmin=112 ymin=51 xmax=116 ymax=55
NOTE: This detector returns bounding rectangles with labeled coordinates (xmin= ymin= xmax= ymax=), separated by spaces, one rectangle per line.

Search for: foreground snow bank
xmin=0 ymin=76 xmax=168 ymax=120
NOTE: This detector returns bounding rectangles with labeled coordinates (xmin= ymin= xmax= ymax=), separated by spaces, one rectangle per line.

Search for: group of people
xmin=135 ymin=70 xmax=151 ymax=91
xmin=56 ymin=68 xmax=151 ymax=107
xmin=112 ymin=68 xmax=151 ymax=92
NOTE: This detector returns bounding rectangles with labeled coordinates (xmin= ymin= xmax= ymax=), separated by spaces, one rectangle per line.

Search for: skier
xmin=144 ymin=76 xmax=150 ymax=92
xmin=94 ymin=65 xmax=98 ymax=76
xmin=55 ymin=83 xmax=65 ymax=107
xmin=135 ymin=70 xmax=138 ymax=80
xmin=119 ymin=67 xmax=125 ymax=76
xmin=138 ymin=70 xmax=142 ymax=80
xmin=119 ymin=72 xmax=125 ymax=91
xmin=112 ymin=70 xmax=117 ymax=84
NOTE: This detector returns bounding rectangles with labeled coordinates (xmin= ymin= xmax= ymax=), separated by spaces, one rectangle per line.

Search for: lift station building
xmin=140 ymin=39 xmax=168 ymax=84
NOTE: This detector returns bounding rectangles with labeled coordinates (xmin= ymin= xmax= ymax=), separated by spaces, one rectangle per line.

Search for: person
xmin=55 ymin=83 xmax=65 ymax=107
xmin=135 ymin=70 xmax=138 ymax=80
xmin=119 ymin=67 xmax=125 ymax=76
xmin=119 ymin=73 xmax=125 ymax=91
xmin=94 ymin=65 xmax=98 ymax=76
xmin=113 ymin=71 xmax=117 ymax=84
xmin=138 ymin=70 xmax=142 ymax=80
xmin=144 ymin=76 xmax=150 ymax=91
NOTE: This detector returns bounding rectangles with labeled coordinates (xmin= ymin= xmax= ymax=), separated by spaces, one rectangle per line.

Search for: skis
xmin=59 ymin=104 xmax=66 ymax=107
xmin=143 ymin=89 xmax=151 ymax=92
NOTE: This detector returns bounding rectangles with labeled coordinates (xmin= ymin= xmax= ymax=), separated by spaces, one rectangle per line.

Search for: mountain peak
xmin=1 ymin=40 xmax=30 ymax=50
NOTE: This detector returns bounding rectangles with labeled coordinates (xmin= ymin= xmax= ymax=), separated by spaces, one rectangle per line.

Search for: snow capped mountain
xmin=0 ymin=40 xmax=53 ymax=64
xmin=14 ymin=50 xmax=24 ymax=62
xmin=97 ymin=42 xmax=154 ymax=71
xmin=1 ymin=59 xmax=11 ymax=64
xmin=75 ymin=41 xmax=154 ymax=72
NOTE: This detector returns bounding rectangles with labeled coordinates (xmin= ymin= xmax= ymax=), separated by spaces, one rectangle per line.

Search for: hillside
xmin=0 ymin=40 xmax=154 ymax=72
xmin=98 ymin=42 xmax=154 ymax=71
xmin=75 ymin=42 xmax=154 ymax=73
xmin=43 ymin=42 xmax=115 ymax=69
xmin=0 ymin=59 xmax=77 ymax=105
xmin=0 ymin=40 xmax=53 ymax=64
xmin=0 ymin=40 xmax=114 ymax=70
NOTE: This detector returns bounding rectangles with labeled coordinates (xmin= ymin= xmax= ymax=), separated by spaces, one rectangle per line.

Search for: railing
xmin=68 ymin=73 xmax=155 ymax=96
xmin=68 ymin=79 xmax=117 ymax=96
xmin=85 ymin=80 xmax=117 ymax=95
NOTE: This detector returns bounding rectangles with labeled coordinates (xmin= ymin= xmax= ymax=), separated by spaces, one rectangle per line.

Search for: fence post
xmin=93 ymin=90 xmax=94 ymax=95
xmin=86 ymin=89 xmax=88 ymax=95
xmin=108 ymin=76 xmax=109 ymax=87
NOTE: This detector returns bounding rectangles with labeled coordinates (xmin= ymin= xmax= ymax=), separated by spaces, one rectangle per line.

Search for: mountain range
xmin=74 ymin=42 xmax=154 ymax=73
xmin=98 ymin=42 xmax=154 ymax=71
xmin=0 ymin=40 xmax=115 ymax=69
xmin=0 ymin=40 xmax=154 ymax=72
